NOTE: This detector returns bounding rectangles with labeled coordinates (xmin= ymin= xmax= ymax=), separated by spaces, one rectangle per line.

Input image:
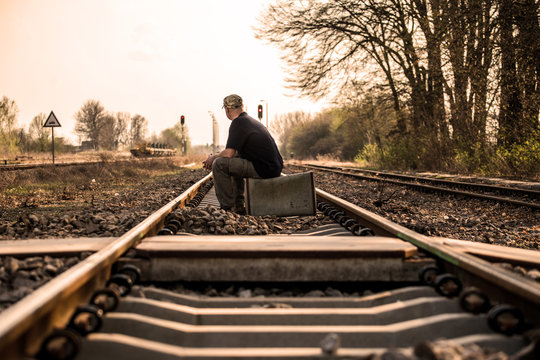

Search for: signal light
xmin=257 ymin=105 xmax=263 ymax=120
xmin=180 ymin=115 xmax=185 ymax=125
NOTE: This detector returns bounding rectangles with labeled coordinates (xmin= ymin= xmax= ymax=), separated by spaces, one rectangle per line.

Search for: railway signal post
xmin=180 ymin=115 xmax=186 ymax=156
xmin=259 ymin=99 xmax=268 ymax=127
xmin=43 ymin=111 xmax=61 ymax=164
xmin=257 ymin=104 xmax=263 ymax=121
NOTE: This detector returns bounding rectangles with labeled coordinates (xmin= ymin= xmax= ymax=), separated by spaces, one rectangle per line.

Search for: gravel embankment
xmin=1 ymin=165 xmax=538 ymax=358
xmin=0 ymin=168 xmax=208 ymax=239
xmin=0 ymin=254 xmax=89 ymax=311
xmin=291 ymin=169 xmax=539 ymax=250
xmin=0 ymin=167 xmax=208 ymax=311
xmin=165 ymin=204 xmax=333 ymax=235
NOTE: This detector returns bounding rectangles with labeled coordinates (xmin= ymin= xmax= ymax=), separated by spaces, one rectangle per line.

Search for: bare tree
xmin=434 ymin=0 xmax=498 ymax=153
xmin=0 ymin=96 xmax=19 ymax=153
xmin=99 ymin=112 xmax=117 ymax=150
xmin=256 ymin=0 xmax=539 ymax=166
xmin=115 ymin=112 xmax=130 ymax=148
xmin=289 ymin=111 xmax=337 ymax=158
xmin=129 ymin=114 xmax=147 ymax=146
xmin=28 ymin=113 xmax=49 ymax=151
xmin=74 ymin=100 xmax=106 ymax=150
xmin=514 ymin=0 xmax=540 ymax=138
xmin=254 ymin=0 xmax=449 ymax=162
xmin=498 ymin=0 xmax=540 ymax=147
xmin=270 ymin=111 xmax=312 ymax=156
xmin=100 ymin=112 xmax=131 ymax=150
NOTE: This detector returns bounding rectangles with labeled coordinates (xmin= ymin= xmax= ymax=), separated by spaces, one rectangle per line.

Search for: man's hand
xmin=202 ymin=148 xmax=236 ymax=170
xmin=203 ymin=154 xmax=216 ymax=170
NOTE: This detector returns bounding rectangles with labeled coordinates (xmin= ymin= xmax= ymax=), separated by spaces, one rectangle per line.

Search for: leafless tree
xmin=129 ymin=114 xmax=147 ymax=146
xmin=498 ymin=0 xmax=540 ymax=147
xmin=75 ymin=100 xmax=106 ymax=150
xmin=0 ymin=96 xmax=19 ymax=152
xmin=28 ymin=113 xmax=49 ymax=151
xmin=99 ymin=113 xmax=117 ymax=150
xmin=256 ymin=0 xmax=540 ymax=167
xmin=289 ymin=111 xmax=338 ymax=158
xmin=270 ymin=111 xmax=312 ymax=156
xmin=99 ymin=112 xmax=131 ymax=150
xmin=115 ymin=112 xmax=130 ymax=148
xmin=255 ymin=0 xmax=449 ymax=162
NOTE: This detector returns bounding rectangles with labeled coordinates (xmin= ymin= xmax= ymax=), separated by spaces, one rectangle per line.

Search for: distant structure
xmin=130 ymin=143 xmax=176 ymax=157
xmin=79 ymin=140 xmax=94 ymax=151
xmin=209 ymin=111 xmax=219 ymax=153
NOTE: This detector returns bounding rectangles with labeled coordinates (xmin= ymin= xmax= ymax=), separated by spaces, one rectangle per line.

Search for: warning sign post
xmin=43 ymin=111 xmax=62 ymax=164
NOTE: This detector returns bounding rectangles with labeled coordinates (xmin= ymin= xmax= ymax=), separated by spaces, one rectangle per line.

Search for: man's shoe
xmin=233 ymin=206 xmax=247 ymax=215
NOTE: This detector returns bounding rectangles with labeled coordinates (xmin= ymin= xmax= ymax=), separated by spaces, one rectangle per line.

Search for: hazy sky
xmin=0 ymin=0 xmax=325 ymax=146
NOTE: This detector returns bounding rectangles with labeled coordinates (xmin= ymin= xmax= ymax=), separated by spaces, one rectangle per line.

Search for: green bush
xmin=360 ymin=137 xmax=427 ymax=170
xmin=354 ymin=143 xmax=381 ymax=167
xmin=453 ymin=141 xmax=497 ymax=174
xmin=451 ymin=133 xmax=540 ymax=177
xmin=497 ymin=131 xmax=540 ymax=177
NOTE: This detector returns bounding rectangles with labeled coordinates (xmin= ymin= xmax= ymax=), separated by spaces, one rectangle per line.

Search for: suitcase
xmin=245 ymin=172 xmax=316 ymax=216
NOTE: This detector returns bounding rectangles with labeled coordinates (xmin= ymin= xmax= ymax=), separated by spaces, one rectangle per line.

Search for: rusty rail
xmin=301 ymin=164 xmax=540 ymax=209
xmin=317 ymin=189 xmax=540 ymax=318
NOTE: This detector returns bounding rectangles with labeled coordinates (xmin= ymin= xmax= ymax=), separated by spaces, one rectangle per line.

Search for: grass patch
xmin=1 ymin=159 xmax=198 ymax=192
xmin=0 ymin=159 xmax=204 ymax=216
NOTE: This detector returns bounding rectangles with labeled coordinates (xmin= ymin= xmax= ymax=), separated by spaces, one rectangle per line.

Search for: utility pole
xmin=208 ymin=111 xmax=219 ymax=153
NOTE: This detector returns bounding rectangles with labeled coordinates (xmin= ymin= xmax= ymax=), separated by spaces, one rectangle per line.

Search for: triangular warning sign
xmin=43 ymin=111 xmax=61 ymax=127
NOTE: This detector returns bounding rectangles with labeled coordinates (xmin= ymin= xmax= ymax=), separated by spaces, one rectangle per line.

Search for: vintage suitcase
xmin=245 ymin=172 xmax=316 ymax=216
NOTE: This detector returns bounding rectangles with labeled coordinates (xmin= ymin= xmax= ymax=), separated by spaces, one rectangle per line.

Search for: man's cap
xmin=223 ymin=94 xmax=243 ymax=109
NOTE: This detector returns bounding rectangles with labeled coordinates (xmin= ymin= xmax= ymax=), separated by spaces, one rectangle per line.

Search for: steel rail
xmin=316 ymin=189 xmax=540 ymax=309
xmin=0 ymin=172 xmax=213 ymax=359
xmin=301 ymin=164 xmax=540 ymax=210
xmin=0 ymin=160 xmax=104 ymax=170
xmin=0 ymin=157 xmax=179 ymax=171
xmin=305 ymin=163 xmax=540 ymax=200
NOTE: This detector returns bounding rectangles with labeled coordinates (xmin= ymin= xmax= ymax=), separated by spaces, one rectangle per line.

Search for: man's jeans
xmin=212 ymin=157 xmax=260 ymax=209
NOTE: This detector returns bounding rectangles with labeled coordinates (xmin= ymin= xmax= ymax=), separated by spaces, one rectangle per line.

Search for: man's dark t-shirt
xmin=226 ymin=112 xmax=283 ymax=178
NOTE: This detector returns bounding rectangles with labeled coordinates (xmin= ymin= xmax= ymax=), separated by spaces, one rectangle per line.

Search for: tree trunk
xmin=498 ymin=0 xmax=522 ymax=147
xmin=515 ymin=0 xmax=540 ymax=137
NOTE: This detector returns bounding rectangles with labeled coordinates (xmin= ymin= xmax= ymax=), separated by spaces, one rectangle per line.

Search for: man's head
xmin=223 ymin=94 xmax=243 ymax=109
xmin=223 ymin=94 xmax=244 ymax=120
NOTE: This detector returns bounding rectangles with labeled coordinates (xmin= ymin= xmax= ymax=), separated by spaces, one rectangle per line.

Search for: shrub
xmin=497 ymin=131 xmax=540 ymax=177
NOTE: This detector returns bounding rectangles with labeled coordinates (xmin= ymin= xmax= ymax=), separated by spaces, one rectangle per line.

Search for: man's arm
xmin=203 ymin=148 xmax=237 ymax=170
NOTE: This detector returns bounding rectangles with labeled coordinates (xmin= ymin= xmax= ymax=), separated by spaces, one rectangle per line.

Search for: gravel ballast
xmin=291 ymin=168 xmax=539 ymax=250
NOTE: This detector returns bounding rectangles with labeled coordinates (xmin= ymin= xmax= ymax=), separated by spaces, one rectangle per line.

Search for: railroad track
xmin=0 ymin=160 xmax=117 ymax=171
xmin=0 ymin=172 xmax=539 ymax=359
xmin=296 ymin=163 xmax=540 ymax=210
xmin=0 ymin=157 xmax=180 ymax=171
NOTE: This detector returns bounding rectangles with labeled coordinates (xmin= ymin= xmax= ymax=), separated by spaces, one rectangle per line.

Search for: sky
xmin=0 ymin=0 xmax=326 ymax=146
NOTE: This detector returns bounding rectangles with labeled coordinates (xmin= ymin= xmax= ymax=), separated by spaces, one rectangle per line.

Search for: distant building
xmin=79 ymin=140 xmax=94 ymax=151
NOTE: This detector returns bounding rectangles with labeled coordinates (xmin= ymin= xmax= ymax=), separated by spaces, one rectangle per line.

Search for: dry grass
xmin=0 ymin=151 xmax=129 ymax=164
xmin=0 ymin=150 xmax=209 ymax=165
xmin=0 ymin=156 xmax=204 ymax=193
xmin=0 ymin=157 xmax=208 ymax=223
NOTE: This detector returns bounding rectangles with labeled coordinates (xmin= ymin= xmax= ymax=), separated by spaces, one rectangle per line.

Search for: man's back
xmin=226 ymin=112 xmax=283 ymax=178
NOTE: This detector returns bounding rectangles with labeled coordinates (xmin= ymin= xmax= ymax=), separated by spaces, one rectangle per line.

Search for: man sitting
xmin=203 ymin=94 xmax=283 ymax=213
